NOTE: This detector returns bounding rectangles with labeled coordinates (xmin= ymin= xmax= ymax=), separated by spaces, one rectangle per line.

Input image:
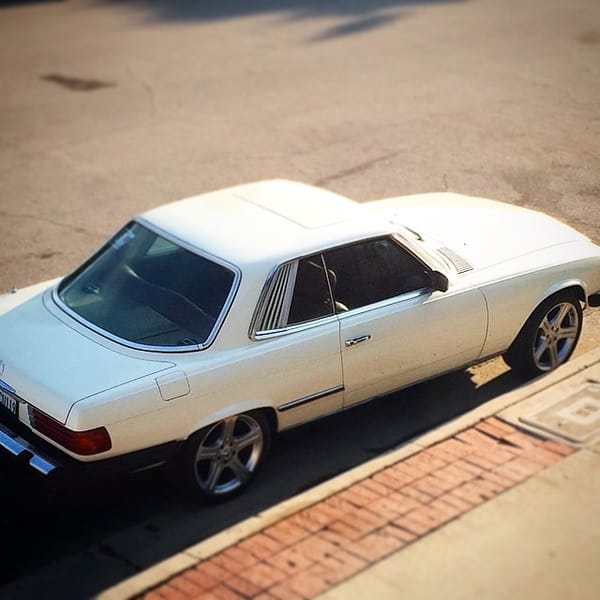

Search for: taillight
xmin=29 ymin=407 xmax=112 ymax=455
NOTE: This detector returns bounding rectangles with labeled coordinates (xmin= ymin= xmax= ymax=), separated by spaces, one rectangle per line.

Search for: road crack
xmin=314 ymin=150 xmax=401 ymax=187
xmin=126 ymin=65 xmax=157 ymax=117
xmin=0 ymin=209 xmax=103 ymax=239
xmin=96 ymin=543 xmax=144 ymax=573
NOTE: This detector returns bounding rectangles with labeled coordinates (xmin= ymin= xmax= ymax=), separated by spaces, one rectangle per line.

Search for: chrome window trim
xmin=320 ymin=253 xmax=338 ymax=314
xmin=250 ymin=235 xmax=438 ymax=341
xmin=249 ymin=263 xmax=280 ymax=339
xmin=51 ymin=292 xmax=202 ymax=352
xmin=253 ymin=288 xmax=428 ymax=341
xmin=254 ymin=313 xmax=340 ymax=340
xmin=391 ymin=231 xmax=450 ymax=277
xmin=334 ymin=288 xmax=430 ymax=319
xmin=52 ymin=219 xmax=241 ymax=354
xmin=251 ymin=253 xmax=338 ymax=339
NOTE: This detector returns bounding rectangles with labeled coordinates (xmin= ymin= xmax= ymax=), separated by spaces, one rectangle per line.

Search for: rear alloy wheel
xmin=504 ymin=292 xmax=582 ymax=379
xmin=184 ymin=412 xmax=271 ymax=500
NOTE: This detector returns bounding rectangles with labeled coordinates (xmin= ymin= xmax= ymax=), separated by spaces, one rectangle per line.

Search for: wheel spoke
xmin=228 ymin=456 xmax=252 ymax=484
xmin=557 ymin=325 xmax=578 ymax=340
xmin=553 ymin=303 xmax=572 ymax=327
xmin=204 ymin=461 xmax=225 ymax=492
xmin=222 ymin=416 xmax=237 ymax=445
xmin=548 ymin=341 xmax=560 ymax=369
xmin=233 ymin=425 xmax=262 ymax=452
xmin=196 ymin=444 xmax=221 ymax=461
xmin=534 ymin=337 xmax=549 ymax=363
xmin=540 ymin=316 xmax=553 ymax=336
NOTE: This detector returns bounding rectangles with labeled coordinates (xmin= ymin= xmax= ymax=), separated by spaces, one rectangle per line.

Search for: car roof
xmin=139 ymin=180 xmax=392 ymax=269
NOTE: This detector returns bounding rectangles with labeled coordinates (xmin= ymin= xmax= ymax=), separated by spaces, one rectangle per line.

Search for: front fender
xmin=537 ymin=279 xmax=587 ymax=309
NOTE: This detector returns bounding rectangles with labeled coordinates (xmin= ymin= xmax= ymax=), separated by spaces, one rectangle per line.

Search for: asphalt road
xmin=0 ymin=0 xmax=599 ymax=598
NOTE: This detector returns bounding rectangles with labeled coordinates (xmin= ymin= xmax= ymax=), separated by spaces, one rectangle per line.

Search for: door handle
xmin=345 ymin=334 xmax=372 ymax=348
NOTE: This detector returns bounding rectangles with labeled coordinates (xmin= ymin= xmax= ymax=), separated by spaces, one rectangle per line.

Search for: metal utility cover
xmin=520 ymin=382 xmax=600 ymax=443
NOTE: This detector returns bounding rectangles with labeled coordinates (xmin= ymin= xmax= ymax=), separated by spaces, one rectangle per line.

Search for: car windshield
xmin=57 ymin=222 xmax=236 ymax=349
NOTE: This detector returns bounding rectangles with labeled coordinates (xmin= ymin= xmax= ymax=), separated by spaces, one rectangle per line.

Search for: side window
xmin=253 ymin=255 xmax=334 ymax=335
xmin=323 ymin=238 xmax=429 ymax=310
xmin=288 ymin=256 xmax=334 ymax=325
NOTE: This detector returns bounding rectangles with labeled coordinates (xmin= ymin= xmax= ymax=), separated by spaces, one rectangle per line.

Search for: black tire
xmin=503 ymin=291 xmax=583 ymax=379
xmin=181 ymin=411 xmax=271 ymax=501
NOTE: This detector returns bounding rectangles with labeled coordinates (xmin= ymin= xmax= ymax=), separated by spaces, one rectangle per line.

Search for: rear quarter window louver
xmin=256 ymin=262 xmax=297 ymax=332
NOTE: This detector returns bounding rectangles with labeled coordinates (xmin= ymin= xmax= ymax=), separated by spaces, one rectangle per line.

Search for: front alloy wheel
xmin=185 ymin=412 xmax=270 ymax=500
xmin=504 ymin=291 xmax=583 ymax=379
xmin=532 ymin=301 xmax=580 ymax=372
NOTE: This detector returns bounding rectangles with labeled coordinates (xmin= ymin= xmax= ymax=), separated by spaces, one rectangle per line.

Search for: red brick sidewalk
xmin=141 ymin=417 xmax=574 ymax=600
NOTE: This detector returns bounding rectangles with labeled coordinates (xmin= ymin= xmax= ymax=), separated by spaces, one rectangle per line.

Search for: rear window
xmin=57 ymin=222 xmax=236 ymax=349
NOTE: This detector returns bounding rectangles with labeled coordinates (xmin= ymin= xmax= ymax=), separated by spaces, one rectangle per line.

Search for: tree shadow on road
xmin=0 ymin=0 xmax=62 ymax=6
xmin=91 ymin=0 xmax=465 ymax=40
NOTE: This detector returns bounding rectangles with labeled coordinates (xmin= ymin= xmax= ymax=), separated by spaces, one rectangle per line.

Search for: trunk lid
xmin=0 ymin=289 xmax=173 ymax=423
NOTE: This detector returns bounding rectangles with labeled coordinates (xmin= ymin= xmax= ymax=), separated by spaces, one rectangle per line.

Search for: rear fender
xmin=186 ymin=400 xmax=278 ymax=442
xmin=0 ymin=279 xmax=59 ymax=317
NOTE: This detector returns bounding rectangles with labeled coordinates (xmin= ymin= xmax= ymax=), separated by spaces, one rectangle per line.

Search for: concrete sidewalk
xmin=99 ymin=347 xmax=600 ymax=600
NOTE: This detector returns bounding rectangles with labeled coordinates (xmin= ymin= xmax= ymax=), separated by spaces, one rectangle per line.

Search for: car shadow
xmin=0 ymin=358 xmax=522 ymax=598
xmin=269 ymin=362 xmax=522 ymax=493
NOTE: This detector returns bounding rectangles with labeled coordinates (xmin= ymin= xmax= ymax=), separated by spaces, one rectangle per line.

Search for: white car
xmin=1 ymin=180 xmax=599 ymax=499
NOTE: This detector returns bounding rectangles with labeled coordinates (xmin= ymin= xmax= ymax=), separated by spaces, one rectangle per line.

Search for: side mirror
xmin=428 ymin=270 xmax=449 ymax=293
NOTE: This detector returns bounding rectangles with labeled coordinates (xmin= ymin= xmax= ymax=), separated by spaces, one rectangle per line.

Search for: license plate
xmin=0 ymin=387 xmax=19 ymax=419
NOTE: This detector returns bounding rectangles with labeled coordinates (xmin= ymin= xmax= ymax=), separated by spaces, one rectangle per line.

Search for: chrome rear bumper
xmin=0 ymin=421 xmax=60 ymax=475
xmin=1 ymin=418 xmax=183 ymax=481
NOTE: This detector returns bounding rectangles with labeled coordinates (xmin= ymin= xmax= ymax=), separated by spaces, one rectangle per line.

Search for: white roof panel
xmin=232 ymin=180 xmax=361 ymax=229
xmin=139 ymin=180 xmax=390 ymax=270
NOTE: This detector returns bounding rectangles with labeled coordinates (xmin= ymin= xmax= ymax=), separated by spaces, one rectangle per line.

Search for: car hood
xmin=0 ymin=288 xmax=173 ymax=423
xmin=367 ymin=193 xmax=588 ymax=270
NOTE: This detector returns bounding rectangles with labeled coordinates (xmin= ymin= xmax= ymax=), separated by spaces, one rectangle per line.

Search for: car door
xmin=323 ymin=237 xmax=488 ymax=407
xmin=250 ymin=255 xmax=344 ymax=429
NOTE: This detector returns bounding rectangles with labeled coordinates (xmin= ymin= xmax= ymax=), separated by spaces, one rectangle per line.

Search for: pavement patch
xmin=520 ymin=381 xmax=600 ymax=443
xmin=578 ymin=30 xmax=600 ymax=44
xmin=136 ymin=419 xmax=574 ymax=600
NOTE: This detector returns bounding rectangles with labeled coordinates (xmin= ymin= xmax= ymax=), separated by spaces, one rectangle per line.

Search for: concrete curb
xmin=97 ymin=346 xmax=600 ymax=600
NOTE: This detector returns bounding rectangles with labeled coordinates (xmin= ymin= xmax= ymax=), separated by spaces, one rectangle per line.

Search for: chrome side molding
xmin=277 ymin=384 xmax=345 ymax=412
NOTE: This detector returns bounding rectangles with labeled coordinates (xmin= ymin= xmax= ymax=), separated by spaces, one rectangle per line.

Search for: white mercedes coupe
xmin=1 ymin=180 xmax=599 ymax=499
